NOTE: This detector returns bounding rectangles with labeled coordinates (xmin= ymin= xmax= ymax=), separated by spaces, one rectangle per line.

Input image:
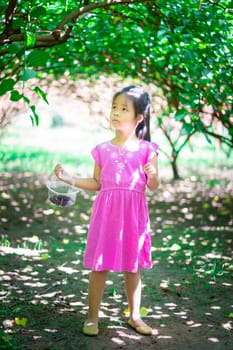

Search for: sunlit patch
xmin=117 ymin=329 xmax=141 ymax=340
xmin=111 ymin=336 xmax=125 ymax=345
xmin=74 ymin=225 xmax=86 ymax=233
xmin=36 ymin=291 xmax=58 ymax=298
xmin=3 ymin=319 xmax=14 ymax=328
xmin=56 ymin=248 xmax=65 ymax=253
xmin=80 ymin=212 xmax=89 ymax=221
xmin=43 ymin=209 xmax=54 ymax=215
xmin=208 ymin=337 xmax=219 ymax=343
xmin=1 ymin=217 xmax=8 ymax=222
xmin=174 ymin=311 xmax=187 ymax=317
xmin=1 ymin=192 xmax=10 ymax=199
xmin=160 ymin=280 xmax=170 ymax=292
xmin=185 ymin=213 xmax=194 ymax=220
xmin=29 ymin=235 xmax=40 ymax=243
xmin=157 ymin=335 xmax=173 ymax=339
xmin=163 ymin=190 xmax=172 ymax=199
xmin=222 ymin=321 xmax=232 ymax=331
xmin=210 ymin=305 xmax=221 ymax=310
xmin=186 ymin=320 xmax=202 ymax=327
xmin=57 ymin=266 xmax=78 ymax=274
xmin=24 ymin=282 xmax=47 ymax=288
xmin=46 ymin=268 xmax=55 ymax=274
xmin=44 ymin=328 xmax=58 ymax=333
xmin=165 ymin=303 xmax=177 ymax=310
xmin=152 ymin=313 xmax=170 ymax=319
xmin=0 ymin=246 xmax=48 ymax=257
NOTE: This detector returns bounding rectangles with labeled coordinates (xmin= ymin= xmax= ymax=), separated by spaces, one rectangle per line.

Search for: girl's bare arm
xmin=54 ymin=163 xmax=101 ymax=191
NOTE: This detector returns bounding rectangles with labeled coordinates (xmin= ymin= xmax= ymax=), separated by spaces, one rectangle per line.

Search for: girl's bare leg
xmin=124 ymin=271 xmax=152 ymax=334
xmin=124 ymin=271 xmax=141 ymax=321
xmin=87 ymin=270 xmax=109 ymax=323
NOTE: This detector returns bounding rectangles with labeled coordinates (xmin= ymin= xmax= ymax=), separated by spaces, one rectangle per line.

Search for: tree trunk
xmin=171 ymin=153 xmax=181 ymax=180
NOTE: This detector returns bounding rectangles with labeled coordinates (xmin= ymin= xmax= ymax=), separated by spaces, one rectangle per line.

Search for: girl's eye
xmin=122 ymin=107 xmax=128 ymax=111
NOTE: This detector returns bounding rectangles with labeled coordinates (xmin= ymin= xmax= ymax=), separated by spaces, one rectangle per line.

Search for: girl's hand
xmin=54 ymin=164 xmax=72 ymax=182
xmin=54 ymin=163 xmax=64 ymax=180
xmin=144 ymin=162 xmax=157 ymax=178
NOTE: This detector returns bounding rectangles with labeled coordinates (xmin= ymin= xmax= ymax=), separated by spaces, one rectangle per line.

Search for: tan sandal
xmin=128 ymin=319 xmax=152 ymax=335
xmin=82 ymin=320 xmax=99 ymax=336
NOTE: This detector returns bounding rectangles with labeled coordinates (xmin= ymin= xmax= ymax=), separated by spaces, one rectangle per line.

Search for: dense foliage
xmin=0 ymin=0 xmax=232 ymax=177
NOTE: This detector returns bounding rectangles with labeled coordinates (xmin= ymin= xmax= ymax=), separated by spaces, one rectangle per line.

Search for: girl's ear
xmin=136 ymin=114 xmax=144 ymax=123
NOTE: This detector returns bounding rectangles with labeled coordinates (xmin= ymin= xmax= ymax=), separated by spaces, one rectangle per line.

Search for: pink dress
xmin=83 ymin=140 xmax=159 ymax=273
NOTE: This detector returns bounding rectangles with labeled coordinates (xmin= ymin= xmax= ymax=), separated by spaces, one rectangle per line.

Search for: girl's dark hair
xmin=112 ymin=85 xmax=151 ymax=141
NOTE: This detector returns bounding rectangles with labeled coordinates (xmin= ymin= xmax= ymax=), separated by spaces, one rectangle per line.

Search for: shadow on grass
xmin=0 ymin=171 xmax=232 ymax=350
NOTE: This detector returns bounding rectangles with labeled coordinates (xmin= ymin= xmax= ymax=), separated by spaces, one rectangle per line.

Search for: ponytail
xmin=136 ymin=110 xmax=151 ymax=141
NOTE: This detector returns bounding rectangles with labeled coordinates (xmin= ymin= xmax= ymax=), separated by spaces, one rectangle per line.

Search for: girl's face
xmin=110 ymin=94 xmax=142 ymax=133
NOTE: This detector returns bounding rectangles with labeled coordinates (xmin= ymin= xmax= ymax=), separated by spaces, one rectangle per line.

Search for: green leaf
xmin=140 ymin=307 xmax=148 ymax=317
xmin=15 ymin=317 xmax=27 ymax=327
xmin=10 ymin=90 xmax=23 ymax=102
xmin=34 ymin=86 xmax=49 ymax=104
xmin=31 ymin=6 xmax=46 ymax=17
xmin=12 ymin=17 xmax=26 ymax=30
xmin=174 ymin=108 xmax=187 ymax=121
xmin=30 ymin=115 xmax=34 ymax=126
xmin=181 ymin=123 xmax=193 ymax=135
xmin=109 ymin=287 xmax=117 ymax=296
xmin=27 ymin=50 xmax=50 ymax=67
xmin=8 ymin=42 xmax=22 ymax=54
xmin=30 ymin=105 xmax=39 ymax=126
xmin=23 ymin=95 xmax=30 ymax=104
xmin=0 ymin=2 xmax=7 ymax=15
xmin=21 ymin=69 xmax=37 ymax=81
xmin=194 ymin=119 xmax=203 ymax=132
xmin=25 ymin=31 xmax=36 ymax=49
xmin=0 ymin=78 xmax=16 ymax=95
xmin=157 ymin=116 xmax=163 ymax=126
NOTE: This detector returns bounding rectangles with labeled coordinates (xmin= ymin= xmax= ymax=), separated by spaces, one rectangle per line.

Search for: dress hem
xmin=83 ymin=264 xmax=153 ymax=273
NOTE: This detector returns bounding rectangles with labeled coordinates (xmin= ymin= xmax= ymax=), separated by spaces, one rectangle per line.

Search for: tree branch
xmin=0 ymin=26 xmax=73 ymax=50
xmin=3 ymin=0 xmax=17 ymax=35
xmin=177 ymin=132 xmax=195 ymax=154
xmin=204 ymin=128 xmax=232 ymax=148
xmin=159 ymin=122 xmax=178 ymax=155
xmin=57 ymin=0 xmax=153 ymax=30
xmin=0 ymin=0 xmax=152 ymax=50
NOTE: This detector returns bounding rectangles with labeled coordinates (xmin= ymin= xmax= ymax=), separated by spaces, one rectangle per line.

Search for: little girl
xmin=54 ymin=85 xmax=159 ymax=336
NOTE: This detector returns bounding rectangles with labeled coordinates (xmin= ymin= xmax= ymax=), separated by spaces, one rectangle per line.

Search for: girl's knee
xmin=91 ymin=270 xmax=109 ymax=278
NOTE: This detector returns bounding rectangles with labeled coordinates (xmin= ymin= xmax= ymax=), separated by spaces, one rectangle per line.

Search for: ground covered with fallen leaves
xmin=0 ymin=167 xmax=232 ymax=350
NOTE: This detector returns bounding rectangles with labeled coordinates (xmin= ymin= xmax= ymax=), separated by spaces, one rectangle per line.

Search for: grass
xmin=0 ymin=144 xmax=91 ymax=174
xmin=0 ymin=126 xmax=232 ymax=179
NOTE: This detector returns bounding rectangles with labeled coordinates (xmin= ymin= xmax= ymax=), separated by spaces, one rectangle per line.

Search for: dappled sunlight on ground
xmin=0 ymin=170 xmax=232 ymax=349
